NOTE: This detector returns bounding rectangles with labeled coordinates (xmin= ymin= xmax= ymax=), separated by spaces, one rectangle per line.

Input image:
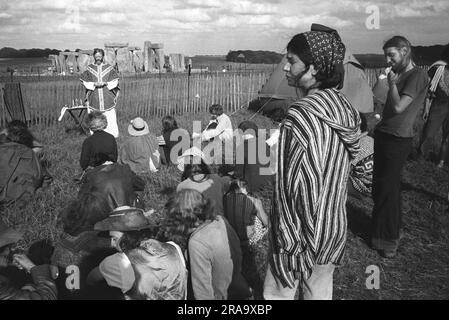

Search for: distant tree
xmin=226 ymin=50 xmax=283 ymax=64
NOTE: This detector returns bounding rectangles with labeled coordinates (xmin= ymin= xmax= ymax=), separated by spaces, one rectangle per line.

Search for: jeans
xmin=263 ymin=262 xmax=335 ymax=300
xmin=371 ymin=131 xmax=413 ymax=251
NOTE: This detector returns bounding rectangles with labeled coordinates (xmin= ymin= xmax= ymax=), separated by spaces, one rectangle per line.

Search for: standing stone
xmin=104 ymin=48 xmax=116 ymax=68
xmin=149 ymin=48 xmax=156 ymax=72
xmin=79 ymin=50 xmax=94 ymax=56
xmin=133 ymin=50 xmax=144 ymax=72
xmin=169 ymin=53 xmax=186 ymax=72
xmin=116 ymin=47 xmax=133 ymax=73
xmin=48 ymin=54 xmax=59 ymax=73
xmin=154 ymin=48 xmax=165 ymax=72
xmin=58 ymin=53 xmax=67 ymax=73
xmin=144 ymin=41 xmax=152 ymax=72
xmin=66 ymin=54 xmax=79 ymax=73
xmin=151 ymin=43 xmax=164 ymax=50
xmin=77 ymin=53 xmax=90 ymax=73
xmin=105 ymin=42 xmax=128 ymax=48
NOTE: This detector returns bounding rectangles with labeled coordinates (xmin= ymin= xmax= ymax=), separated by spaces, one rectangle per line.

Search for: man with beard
xmin=80 ymin=48 xmax=120 ymax=138
xmin=371 ymin=36 xmax=429 ymax=258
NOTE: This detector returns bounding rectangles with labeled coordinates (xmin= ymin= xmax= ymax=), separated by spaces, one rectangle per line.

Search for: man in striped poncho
xmin=263 ymin=27 xmax=361 ymax=300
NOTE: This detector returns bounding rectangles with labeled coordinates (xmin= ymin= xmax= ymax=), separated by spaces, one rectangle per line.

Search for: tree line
xmin=0 ymin=47 xmax=60 ymax=58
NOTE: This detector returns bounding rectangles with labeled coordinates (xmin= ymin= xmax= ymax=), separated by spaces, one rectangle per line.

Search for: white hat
xmin=128 ymin=117 xmax=149 ymax=136
xmin=99 ymin=252 xmax=136 ymax=293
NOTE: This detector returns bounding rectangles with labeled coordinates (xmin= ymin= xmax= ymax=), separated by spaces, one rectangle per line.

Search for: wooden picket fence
xmin=0 ymin=71 xmax=270 ymax=126
xmin=0 ymin=66 xmax=430 ymax=127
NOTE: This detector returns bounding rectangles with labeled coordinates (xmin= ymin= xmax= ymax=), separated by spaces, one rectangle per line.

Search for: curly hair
xmin=85 ymin=111 xmax=107 ymax=132
xmin=158 ymin=189 xmax=216 ymax=250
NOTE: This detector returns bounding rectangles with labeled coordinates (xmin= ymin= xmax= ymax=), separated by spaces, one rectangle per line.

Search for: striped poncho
xmin=270 ymin=88 xmax=361 ymax=288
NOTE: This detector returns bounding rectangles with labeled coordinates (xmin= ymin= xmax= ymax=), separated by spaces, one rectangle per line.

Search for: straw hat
xmin=128 ymin=117 xmax=149 ymax=136
xmin=94 ymin=206 xmax=152 ymax=232
xmin=0 ymin=221 xmax=24 ymax=248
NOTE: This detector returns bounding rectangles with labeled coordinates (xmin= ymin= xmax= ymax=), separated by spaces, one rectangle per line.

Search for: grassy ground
xmin=1 ymin=107 xmax=449 ymax=300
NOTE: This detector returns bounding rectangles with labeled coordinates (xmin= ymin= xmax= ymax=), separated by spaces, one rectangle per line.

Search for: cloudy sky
xmin=0 ymin=0 xmax=448 ymax=55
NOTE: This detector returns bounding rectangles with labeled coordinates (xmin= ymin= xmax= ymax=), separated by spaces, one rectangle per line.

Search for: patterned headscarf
xmin=302 ymin=31 xmax=345 ymax=79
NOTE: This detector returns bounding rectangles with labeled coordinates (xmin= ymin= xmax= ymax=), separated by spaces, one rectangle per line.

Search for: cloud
xmin=94 ymin=12 xmax=128 ymax=25
xmin=0 ymin=13 xmax=12 ymax=19
xmin=227 ymin=0 xmax=278 ymax=14
xmin=279 ymin=14 xmax=353 ymax=30
xmin=182 ymin=0 xmax=221 ymax=8
xmin=165 ymin=8 xmax=212 ymax=22
xmin=0 ymin=0 xmax=448 ymax=55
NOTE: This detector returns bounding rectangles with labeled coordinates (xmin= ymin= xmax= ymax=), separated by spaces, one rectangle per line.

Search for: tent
xmin=248 ymin=24 xmax=374 ymax=117
xmin=249 ymin=50 xmax=374 ymax=117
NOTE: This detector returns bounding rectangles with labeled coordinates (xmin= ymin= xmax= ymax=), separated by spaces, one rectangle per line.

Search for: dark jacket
xmin=0 ymin=265 xmax=57 ymax=300
xmin=79 ymin=163 xmax=145 ymax=211
xmin=51 ymin=231 xmax=114 ymax=299
xmin=234 ymin=137 xmax=272 ymax=193
xmin=80 ymin=130 xmax=118 ymax=170
xmin=0 ymin=142 xmax=43 ymax=205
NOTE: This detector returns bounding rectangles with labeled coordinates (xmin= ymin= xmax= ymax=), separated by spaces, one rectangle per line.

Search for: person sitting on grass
xmin=177 ymin=154 xmax=231 ymax=216
xmin=1 ymin=120 xmax=53 ymax=185
xmin=0 ymin=221 xmax=57 ymax=300
xmin=119 ymin=117 xmax=161 ymax=175
xmin=0 ymin=120 xmax=44 ymax=155
xmin=223 ymin=179 xmax=268 ymax=298
xmin=51 ymin=192 xmax=116 ymax=299
xmin=0 ymin=123 xmax=45 ymax=206
xmin=160 ymin=115 xmax=191 ymax=166
xmin=79 ymin=152 xmax=146 ymax=212
xmin=192 ymin=104 xmax=234 ymax=166
xmin=234 ymin=120 xmax=273 ymax=193
xmin=164 ymin=189 xmax=252 ymax=300
xmin=79 ymin=111 xmax=117 ymax=173
xmin=87 ymin=206 xmax=187 ymax=300
xmin=223 ymin=179 xmax=268 ymax=246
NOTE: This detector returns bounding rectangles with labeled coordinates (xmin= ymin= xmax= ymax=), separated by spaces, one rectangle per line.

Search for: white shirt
xmin=201 ymin=113 xmax=233 ymax=142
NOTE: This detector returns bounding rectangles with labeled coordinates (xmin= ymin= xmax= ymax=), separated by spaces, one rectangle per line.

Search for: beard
xmin=391 ymin=55 xmax=409 ymax=73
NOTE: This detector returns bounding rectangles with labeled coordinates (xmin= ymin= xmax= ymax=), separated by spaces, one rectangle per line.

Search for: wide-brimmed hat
xmin=94 ymin=206 xmax=152 ymax=232
xmin=0 ymin=221 xmax=24 ymax=248
xmin=128 ymin=117 xmax=149 ymax=136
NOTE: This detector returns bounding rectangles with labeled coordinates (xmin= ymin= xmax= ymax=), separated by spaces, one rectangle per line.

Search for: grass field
xmin=1 ymin=107 xmax=449 ymax=300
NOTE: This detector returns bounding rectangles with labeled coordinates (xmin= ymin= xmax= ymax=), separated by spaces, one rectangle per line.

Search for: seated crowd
xmin=0 ymin=105 xmax=281 ymax=300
